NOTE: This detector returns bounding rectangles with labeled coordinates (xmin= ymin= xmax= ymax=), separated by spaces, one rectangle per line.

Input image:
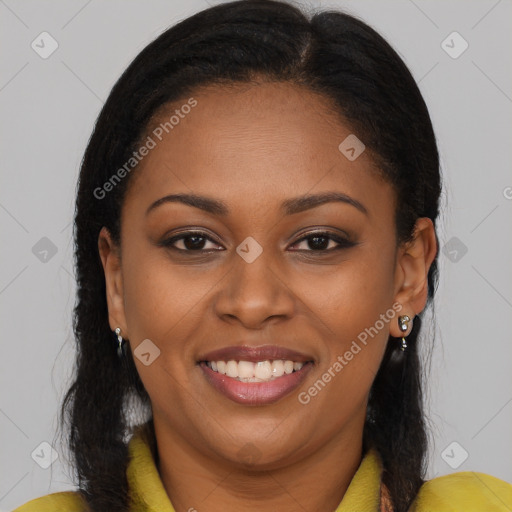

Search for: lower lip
xmin=199 ymin=362 xmax=313 ymax=406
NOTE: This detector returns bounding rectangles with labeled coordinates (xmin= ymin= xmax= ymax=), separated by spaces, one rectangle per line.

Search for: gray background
xmin=1 ymin=0 xmax=511 ymax=509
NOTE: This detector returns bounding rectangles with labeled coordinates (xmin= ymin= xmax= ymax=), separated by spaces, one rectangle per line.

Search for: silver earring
xmin=115 ymin=327 xmax=125 ymax=358
xmin=397 ymin=315 xmax=412 ymax=351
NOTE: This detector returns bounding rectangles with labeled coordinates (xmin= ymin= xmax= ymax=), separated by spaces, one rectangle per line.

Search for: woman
xmin=13 ymin=0 xmax=512 ymax=511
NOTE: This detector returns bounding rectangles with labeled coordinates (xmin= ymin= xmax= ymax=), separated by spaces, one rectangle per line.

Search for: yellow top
xmin=12 ymin=426 xmax=512 ymax=512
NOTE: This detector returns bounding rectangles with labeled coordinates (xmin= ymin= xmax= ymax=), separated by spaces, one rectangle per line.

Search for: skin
xmin=98 ymin=81 xmax=437 ymax=512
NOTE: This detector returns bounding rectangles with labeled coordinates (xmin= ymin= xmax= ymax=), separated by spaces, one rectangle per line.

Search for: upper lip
xmin=198 ymin=344 xmax=314 ymax=363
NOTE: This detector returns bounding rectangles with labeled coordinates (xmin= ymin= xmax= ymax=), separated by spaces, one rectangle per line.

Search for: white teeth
xmin=225 ymin=360 xmax=238 ymax=378
xmin=271 ymin=360 xmax=285 ymax=377
xmin=206 ymin=359 xmax=305 ymax=382
xmin=238 ymin=360 xmax=255 ymax=378
xmin=216 ymin=360 xmax=226 ymax=375
xmin=254 ymin=361 xmax=272 ymax=380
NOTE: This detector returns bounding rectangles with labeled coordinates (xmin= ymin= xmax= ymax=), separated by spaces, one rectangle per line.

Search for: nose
xmin=212 ymin=245 xmax=296 ymax=330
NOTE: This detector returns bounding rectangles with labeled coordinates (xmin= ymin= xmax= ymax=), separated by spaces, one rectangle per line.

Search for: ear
xmin=98 ymin=226 xmax=129 ymax=337
xmin=390 ymin=217 xmax=437 ymax=338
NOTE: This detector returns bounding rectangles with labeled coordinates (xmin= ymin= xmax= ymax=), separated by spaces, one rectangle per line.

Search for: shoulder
xmin=410 ymin=471 xmax=512 ymax=511
xmin=12 ymin=490 xmax=89 ymax=512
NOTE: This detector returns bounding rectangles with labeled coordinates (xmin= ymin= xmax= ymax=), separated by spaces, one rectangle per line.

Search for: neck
xmin=154 ymin=414 xmax=366 ymax=512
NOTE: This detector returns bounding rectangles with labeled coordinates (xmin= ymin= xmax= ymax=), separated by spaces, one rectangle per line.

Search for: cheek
xmin=120 ymin=248 xmax=208 ymax=413
xmin=120 ymin=248 xmax=202 ymax=348
xmin=304 ymin=245 xmax=396 ymax=344
xmin=120 ymin=244 xmax=231 ymax=377
xmin=300 ymin=243 xmax=396 ymax=402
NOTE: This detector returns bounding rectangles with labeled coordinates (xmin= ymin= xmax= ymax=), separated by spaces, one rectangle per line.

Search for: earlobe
xmin=98 ymin=227 xmax=128 ymax=336
xmin=391 ymin=217 xmax=437 ymax=337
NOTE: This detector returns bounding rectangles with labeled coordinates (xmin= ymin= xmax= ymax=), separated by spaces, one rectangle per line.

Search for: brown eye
xmin=160 ymin=231 xmax=223 ymax=252
xmin=290 ymin=231 xmax=356 ymax=252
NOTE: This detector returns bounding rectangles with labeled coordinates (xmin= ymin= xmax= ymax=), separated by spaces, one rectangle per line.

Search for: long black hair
xmin=60 ymin=1 xmax=441 ymax=511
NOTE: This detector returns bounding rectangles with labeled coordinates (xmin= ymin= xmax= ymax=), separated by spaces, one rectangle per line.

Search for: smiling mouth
xmin=203 ymin=359 xmax=307 ymax=383
xmin=197 ymin=344 xmax=315 ymax=404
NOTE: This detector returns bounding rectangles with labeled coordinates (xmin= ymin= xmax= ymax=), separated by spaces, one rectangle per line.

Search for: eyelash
xmin=160 ymin=230 xmax=356 ymax=254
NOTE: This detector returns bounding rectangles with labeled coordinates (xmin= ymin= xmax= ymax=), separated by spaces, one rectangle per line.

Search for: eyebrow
xmin=146 ymin=191 xmax=368 ymax=217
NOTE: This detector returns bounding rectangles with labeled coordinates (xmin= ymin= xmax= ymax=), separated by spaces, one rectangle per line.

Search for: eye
xmin=160 ymin=231 xmax=223 ymax=252
xmin=289 ymin=231 xmax=355 ymax=252
xmin=159 ymin=229 xmax=356 ymax=254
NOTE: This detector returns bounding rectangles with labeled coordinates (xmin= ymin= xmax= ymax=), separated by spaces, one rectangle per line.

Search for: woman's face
xmin=100 ymin=81 xmax=434 ymax=469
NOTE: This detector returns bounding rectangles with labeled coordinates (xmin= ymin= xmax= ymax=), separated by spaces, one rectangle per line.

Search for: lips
xmin=198 ymin=344 xmax=314 ymax=364
xmin=197 ymin=344 xmax=314 ymax=406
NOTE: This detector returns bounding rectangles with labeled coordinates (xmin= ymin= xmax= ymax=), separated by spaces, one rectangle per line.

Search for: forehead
xmin=123 ymin=81 xmax=392 ymax=217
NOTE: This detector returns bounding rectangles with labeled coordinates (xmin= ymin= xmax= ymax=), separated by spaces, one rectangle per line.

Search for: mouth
xmin=197 ymin=345 xmax=314 ymax=405
xmin=203 ymin=359 xmax=307 ymax=382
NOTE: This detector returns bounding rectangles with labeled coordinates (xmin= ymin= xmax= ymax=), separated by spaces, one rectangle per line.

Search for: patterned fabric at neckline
xmin=380 ymin=482 xmax=394 ymax=512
